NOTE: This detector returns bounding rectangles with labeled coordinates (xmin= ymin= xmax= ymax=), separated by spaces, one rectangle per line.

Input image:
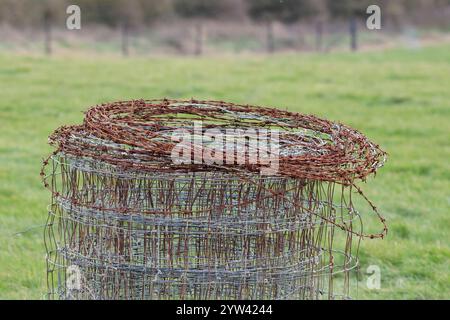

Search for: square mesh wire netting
xmin=41 ymin=99 xmax=387 ymax=300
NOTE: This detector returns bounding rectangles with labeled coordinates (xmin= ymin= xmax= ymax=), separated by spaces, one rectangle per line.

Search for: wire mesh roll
xmin=42 ymin=99 xmax=386 ymax=300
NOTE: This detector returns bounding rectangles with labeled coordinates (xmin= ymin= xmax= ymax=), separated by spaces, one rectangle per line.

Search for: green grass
xmin=0 ymin=45 xmax=449 ymax=299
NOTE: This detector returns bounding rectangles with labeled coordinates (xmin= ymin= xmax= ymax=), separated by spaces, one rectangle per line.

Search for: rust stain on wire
xmin=42 ymin=99 xmax=387 ymax=300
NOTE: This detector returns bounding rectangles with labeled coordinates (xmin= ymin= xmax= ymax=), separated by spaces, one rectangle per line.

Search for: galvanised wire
xmin=42 ymin=99 xmax=387 ymax=300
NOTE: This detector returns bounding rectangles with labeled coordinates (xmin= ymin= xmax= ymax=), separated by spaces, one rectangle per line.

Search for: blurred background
xmin=0 ymin=0 xmax=449 ymax=300
xmin=0 ymin=0 xmax=449 ymax=56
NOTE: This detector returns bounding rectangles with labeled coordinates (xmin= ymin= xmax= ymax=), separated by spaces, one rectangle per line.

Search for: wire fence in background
xmin=1 ymin=20 xmax=444 ymax=57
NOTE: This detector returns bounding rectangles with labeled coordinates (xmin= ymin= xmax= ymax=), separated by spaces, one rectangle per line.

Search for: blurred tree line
xmin=0 ymin=0 xmax=449 ymax=54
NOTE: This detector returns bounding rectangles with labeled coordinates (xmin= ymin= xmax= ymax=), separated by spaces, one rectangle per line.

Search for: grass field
xmin=0 ymin=45 xmax=449 ymax=299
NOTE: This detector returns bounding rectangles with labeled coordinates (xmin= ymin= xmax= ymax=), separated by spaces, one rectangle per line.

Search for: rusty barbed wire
xmin=49 ymin=99 xmax=386 ymax=183
xmin=42 ymin=99 xmax=387 ymax=300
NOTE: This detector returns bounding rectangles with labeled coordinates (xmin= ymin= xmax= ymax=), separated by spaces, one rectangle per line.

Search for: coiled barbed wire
xmin=42 ymin=99 xmax=387 ymax=300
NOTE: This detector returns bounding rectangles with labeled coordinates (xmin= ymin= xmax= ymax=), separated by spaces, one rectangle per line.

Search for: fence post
xmin=44 ymin=10 xmax=52 ymax=56
xmin=194 ymin=21 xmax=203 ymax=56
xmin=350 ymin=15 xmax=358 ymax=52
xmin=121 ymin=18 xmax=129 ymax=57
xmin=266 ymin=20 xmax=274 ymax=53
xmin=315 ymin=20 xmax=324 ymax=52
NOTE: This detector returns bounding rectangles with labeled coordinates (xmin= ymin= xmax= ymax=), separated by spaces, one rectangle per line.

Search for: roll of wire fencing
xmin=41 ymin=99 xmax=387 ymax=300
